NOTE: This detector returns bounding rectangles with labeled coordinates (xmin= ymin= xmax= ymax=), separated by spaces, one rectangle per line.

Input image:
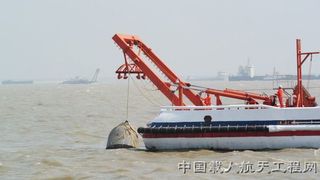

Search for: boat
xmin=229 ymin=74 xmax=320 ymax=81
xmin=2 ymin=80 xmax=33 ymax=85
xmin=227 ymin=61 xmax=320 ymax=81
xmin=112 ymin=34 xmax=320 ymax=150
xmin=139 ymin=105 xmax=320 ymax=150
xmin=62 ymin=77 xmax=91 ymax=84
xmin=62 ymin=68 xmax=100 ymax=84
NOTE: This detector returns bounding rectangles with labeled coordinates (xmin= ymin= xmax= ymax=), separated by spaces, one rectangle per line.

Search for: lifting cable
xmin=141 ymin=79 xmax=159 ymax=91
xmin=126 ymin=75 xmax=130 ymax=121
xmin=307 ymin=55 xmax=313 ymax=90
xmin=128 ymin=74 xmax=162 ymax=106
xmin=141 ymin=80 xmax=164 ymax=105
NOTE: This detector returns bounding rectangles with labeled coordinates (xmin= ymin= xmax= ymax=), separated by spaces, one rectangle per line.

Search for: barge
xmin=113 ymin=34 xmax=319 ymax=150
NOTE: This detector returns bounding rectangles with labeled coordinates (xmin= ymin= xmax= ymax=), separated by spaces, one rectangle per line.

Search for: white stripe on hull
xmin=269 ymin=125 xmax=320 ymax=132
xmin=153 ymin=105 xmax=320 ymax=123
xmin=143 ymin=136 xmax=320 ymax=150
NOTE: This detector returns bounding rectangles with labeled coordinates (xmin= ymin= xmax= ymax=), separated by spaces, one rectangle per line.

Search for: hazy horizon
xmin=1 ymin=0 xmax=320 ymax=81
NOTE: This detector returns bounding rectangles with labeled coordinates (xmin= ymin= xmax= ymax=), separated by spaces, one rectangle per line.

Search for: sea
xmin=1 ymin=80 xmax=320 ymax=179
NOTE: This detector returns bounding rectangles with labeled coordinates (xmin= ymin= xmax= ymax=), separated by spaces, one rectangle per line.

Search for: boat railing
xmin=161 ymin=104 xmax=278 ymax=111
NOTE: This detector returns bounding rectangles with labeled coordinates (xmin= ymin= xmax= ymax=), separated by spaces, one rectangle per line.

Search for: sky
xmin=0 ymin=0 xmax=320 ymax=81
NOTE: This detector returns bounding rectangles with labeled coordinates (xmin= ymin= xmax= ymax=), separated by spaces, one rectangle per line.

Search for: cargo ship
xmin=229 ymin=65 xmax=320 ymax=81
xmin=2 ymin=80 xmax=33 ymax=85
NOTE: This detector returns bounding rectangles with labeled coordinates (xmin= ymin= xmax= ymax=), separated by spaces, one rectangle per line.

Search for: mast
xmin=295 ymin=39 xmax=319 ymax=107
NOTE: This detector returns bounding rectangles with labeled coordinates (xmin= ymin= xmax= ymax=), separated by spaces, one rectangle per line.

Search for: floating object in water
xmin=106 ymin=121 xmax=139 ymax=149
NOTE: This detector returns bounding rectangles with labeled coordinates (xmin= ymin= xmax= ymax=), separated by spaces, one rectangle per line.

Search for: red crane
xmin=113 ymin=34 xmax=318 ymax=107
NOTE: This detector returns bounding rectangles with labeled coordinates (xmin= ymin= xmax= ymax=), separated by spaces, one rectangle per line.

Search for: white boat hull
xmin=139 ymin=105 xmax=320 ymax=150
xmin=143 ymin=136 xmax=320 ymax=150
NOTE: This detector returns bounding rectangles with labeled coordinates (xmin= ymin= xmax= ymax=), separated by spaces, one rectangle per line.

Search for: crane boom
xmin=113 ymin=34 xmax=276 ymax=106
xmin=113 ymin=34 xmax=205 ymax=106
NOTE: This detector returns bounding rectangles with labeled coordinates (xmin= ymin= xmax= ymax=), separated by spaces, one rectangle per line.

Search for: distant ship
xmin=62 ymin=69 xmax=100 ymax=84
xmin=229 ymin=74 xmax=320 ymax=81
xmin=2 ymin=80 xmax=33 ymax=85
xmin=229 ymin=61 xmax=320 ymax=81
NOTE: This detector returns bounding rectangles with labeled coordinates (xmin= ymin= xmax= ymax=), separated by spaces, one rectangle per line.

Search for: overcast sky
xmin=0 ymin=0 xmax=319 ymax=81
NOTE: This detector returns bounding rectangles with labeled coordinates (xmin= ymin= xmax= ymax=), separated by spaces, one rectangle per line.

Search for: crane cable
xmin=141 ymin=79 xmax=164 ymax=104
xmin=307 ymin=55 xmax=313 ymax=90
xmin=128 ymin=74 xmax=162 ymax=106
xmin=126 ymin=75 xmax=130 ymax=121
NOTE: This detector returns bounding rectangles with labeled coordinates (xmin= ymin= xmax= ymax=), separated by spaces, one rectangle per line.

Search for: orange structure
xmin=113 ymin=34 xmax=319 ymax=107
xmin=295 ymin=39 xmax=319 ymax=107
xmin=113 ymin=34 xmax=203 ymax=106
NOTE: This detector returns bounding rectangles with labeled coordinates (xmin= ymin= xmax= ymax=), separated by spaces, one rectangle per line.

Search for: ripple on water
xmin=40 ymin=159 xmax=63 ymax=167
xmin=0 ymin=162 xmax=7 ymax=173
xmin=107 ymin=168 xmax=130 ymax=174
xmin=146 ymin=167 xmax=169 ymax=174
xmin=45 ymin=175 xmax=74 ymax=180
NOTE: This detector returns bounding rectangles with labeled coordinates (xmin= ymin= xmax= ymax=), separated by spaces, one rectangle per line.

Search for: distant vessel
xmin=229 ymin=74 xmax=320 ymax=81
xmin=62 ymin=69 xmax=100 ymax=84
xmin=229 ymin=61 xmax=320 ymax=81
xmin=2 ymin=80 xmax=33 ymax=85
